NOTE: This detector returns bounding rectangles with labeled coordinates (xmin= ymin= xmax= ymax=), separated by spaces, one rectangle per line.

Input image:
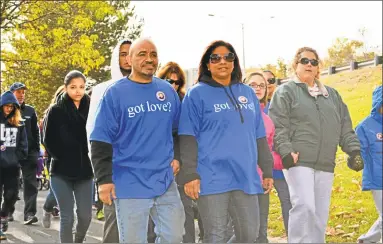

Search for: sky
xmin=132 ymin=1 xmax=382 ymax=70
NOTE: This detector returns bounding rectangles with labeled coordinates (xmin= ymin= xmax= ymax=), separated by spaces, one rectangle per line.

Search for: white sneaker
xmin=42 ymin=210 xmax=51 ymax=228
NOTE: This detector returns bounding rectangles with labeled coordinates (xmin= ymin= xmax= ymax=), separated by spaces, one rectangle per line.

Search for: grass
xmin=268 ymin=65 xmax=382 ymax=242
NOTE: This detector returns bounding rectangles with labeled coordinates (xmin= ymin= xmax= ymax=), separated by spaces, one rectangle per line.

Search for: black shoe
xmin=24 ymin=215 xmax=38 ymax=225
xmin=7 ymin=214 xmax=14 ymax=222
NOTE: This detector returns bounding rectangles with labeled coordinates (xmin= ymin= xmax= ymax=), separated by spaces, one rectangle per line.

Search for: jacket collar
xmin=293 ymin=76 xmax=329 ymax=98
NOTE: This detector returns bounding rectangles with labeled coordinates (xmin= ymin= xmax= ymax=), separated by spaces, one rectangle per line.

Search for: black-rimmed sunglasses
xmin=209 ymin=52 xmax=235 ymax=64
xmin=298 ymin=57 xmax=319 ymax=67
xmin=166 ymin=79 xmax=181 ymax=86
xmin=267 ymin=78 xmax=276 ymax=84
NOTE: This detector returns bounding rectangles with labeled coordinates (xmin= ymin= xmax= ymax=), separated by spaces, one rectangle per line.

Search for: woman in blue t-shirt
xmin=178 ymin=40 xmax=274 ymax=243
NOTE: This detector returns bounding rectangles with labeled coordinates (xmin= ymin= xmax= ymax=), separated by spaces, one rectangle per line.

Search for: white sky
xmin=132 ymin=1 xmax=382 ymax=70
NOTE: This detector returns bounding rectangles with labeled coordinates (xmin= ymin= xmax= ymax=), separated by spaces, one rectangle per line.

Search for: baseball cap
xmin=10 ymin=82 xmax=28 ymax=92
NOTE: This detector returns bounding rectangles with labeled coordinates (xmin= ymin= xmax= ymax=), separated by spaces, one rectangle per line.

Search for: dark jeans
xmin=43 ymin=188 xmax=57 ymax=212
xmin=0 ymin=167 xmax=20 ymax=218
xmin=51 ymin=175 xmax=92 ymax=243
xmin=198 ymin=190 xmax=260 ymax=243
xmin=256 ymin=193 xmax=270 ymax=243
xmin=103 ymin=201 xmax=119 ymax=243
xmin=147 ymin=185 xmax=197 ymax=243
xmin=20 ymin=154 xmax=39 ymax=219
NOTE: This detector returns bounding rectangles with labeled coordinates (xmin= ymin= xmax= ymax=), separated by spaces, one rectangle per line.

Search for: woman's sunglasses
xmin=298 ymin=57 xmax=319 ymax=67
xmin=209 ymin=52 xmax=235 ymax=64
xmin=166 ymin=79 xmax=182 ymax=86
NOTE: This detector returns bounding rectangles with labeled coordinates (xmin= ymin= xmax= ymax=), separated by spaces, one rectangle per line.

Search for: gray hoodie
xmin=269 ymin=78 xmax=360 ymax=173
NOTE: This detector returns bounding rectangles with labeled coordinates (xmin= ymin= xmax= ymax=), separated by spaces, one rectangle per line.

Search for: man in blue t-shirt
xmin=90 ymin=38 xmax=185 ymax=243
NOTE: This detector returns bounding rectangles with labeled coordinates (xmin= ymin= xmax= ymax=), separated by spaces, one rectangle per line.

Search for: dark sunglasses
xmin=166 ymin=79 xmax=181 ymax=86
xmin=267 ymin=78 xmax=276 ymax=84
xmin=298 ymin=57 xmax=319 ymax=67
xmin=209 ymin=52 xmax=235 ymax=64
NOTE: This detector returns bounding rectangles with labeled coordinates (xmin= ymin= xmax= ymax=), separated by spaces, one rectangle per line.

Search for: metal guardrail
xmin=321 ymin=55 xmax=382 ymax=76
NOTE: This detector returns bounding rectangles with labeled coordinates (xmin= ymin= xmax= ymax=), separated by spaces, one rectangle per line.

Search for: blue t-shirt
xmin=178 ymin=82 xmax=266 ymax=195
xmin=90 ymin=77 xmax=181 ymax=199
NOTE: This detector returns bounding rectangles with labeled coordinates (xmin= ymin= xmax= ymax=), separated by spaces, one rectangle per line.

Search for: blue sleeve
xmin=253 ymin=92 xmax=266 ymax=139
xmin=90 ymin=89 xmax=120 ymax=144
xmin=178 ymin=89 xmax=201 ymax=137
xmin=355 ymin=124 xmax=370 ymax=164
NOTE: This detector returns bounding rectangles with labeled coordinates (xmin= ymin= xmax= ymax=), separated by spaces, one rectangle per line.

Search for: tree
xmin=326 ymin=37 xmax=364 ymax=67
xmin=1 ymin=1 xmax=142 ymax=116
xmin=276 ymin=58 xmax=288 ymax=78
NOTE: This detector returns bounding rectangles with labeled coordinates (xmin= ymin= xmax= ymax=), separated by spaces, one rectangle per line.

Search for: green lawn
xmin=268 ymin=65 xmax=382 ymax=242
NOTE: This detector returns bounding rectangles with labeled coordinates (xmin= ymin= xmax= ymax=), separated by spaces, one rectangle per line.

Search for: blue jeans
xmin=43 ymin=188 xmax=57 ymax=212
xmin=51 ymin=176 xmax=93 ymax=243
xmin=198 ymin=190 xmax=260 ymax=243
xmin=115 ymin=181 xmax=185 ymax=243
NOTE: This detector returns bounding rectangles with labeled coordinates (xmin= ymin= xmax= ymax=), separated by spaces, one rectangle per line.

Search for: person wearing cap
xmin=0 ymin=91 xmax=28 ymax=240
xmin=9 ymin=82 xmax=40 ymax=225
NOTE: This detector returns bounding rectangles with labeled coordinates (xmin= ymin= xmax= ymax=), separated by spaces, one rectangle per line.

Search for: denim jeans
xmin=148 ymin=185 xmax=196 ymax=243
xmin=43 ymin=188 xmax=57 ymax=212
xmin=51 ymin=176 xmax=93 ymax=243
xmin=198 ymin=190 xmax=260 ymax=243
xmin=115 ymin=181 xmax=185 ymax=243
xmin=274 ymin=178 xmax=292 ymax=234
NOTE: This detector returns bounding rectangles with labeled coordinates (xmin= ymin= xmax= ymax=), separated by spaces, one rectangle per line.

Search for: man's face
xmin=128 ymin=40 xmax=158 ymax=78
xmin=119 ymin=44 xmax=131 ymax=72
xmin=13 ymin=89 xmax=26 ymax=104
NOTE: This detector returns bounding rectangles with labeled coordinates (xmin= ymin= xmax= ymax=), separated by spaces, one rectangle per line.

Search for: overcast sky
xmin=133 ymin=1 xmax=382 ymax=70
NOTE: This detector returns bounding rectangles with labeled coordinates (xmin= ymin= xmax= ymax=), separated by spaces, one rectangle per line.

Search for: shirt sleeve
xmin=178 ymin=89 xmax=201 ymax=137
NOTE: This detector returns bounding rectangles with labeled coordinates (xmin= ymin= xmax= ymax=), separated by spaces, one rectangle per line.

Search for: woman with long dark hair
xmin=178 ymin=40 xmax=274 ymax=243
xmin=43 ymin=70 xmax=93 ymax=243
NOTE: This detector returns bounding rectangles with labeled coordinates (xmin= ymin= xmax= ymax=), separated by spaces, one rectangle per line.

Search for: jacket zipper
xmin=315 ymin=98 xmax=322 ymax=166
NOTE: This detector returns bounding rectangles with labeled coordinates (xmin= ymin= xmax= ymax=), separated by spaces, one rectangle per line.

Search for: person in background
xmin=146 ymin=61 xmax=203 ymax=243
xmin=43 ymin=70 xmax=93 ymax=243
xmin=9 ymin=82 xmax=40 ymax=225
xmin=0 ymin=91 xmax=28 ymax=240
xmin=262 ymin=70 xmax=277 ymax=114
xmin=354 ymin=85 xmax=382 ymax=243
xmin=269 ymin=46 xmax=362 ymax=243
xmin=246 ymin=72 xmax=284 ymax=243
xmin=178 ymin=40 xmax=274 ymax=243
xmin=261 ymin=70 xmax=292 ymax=237
xmin=86 ymin=39 xmax=132 ymax=243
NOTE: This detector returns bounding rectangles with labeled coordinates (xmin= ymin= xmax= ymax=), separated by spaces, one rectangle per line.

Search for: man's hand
xmin=171 ymin=159 xmax=180 ymax=176
xmin=184 ymin=179 xmax=200 ymax=200
xmin=263 ymin=178 xmax=274 ymax=194
xmin=98 ymin=183 xmax=116 ymax=206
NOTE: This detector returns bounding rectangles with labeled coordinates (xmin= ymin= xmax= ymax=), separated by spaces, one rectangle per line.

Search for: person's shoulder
xmin=23 ymin=103 xmax=36 ymax=112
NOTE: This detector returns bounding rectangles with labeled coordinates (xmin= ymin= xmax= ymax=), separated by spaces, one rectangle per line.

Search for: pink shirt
xmin=257 ymin=104 xmax=284 ymax=183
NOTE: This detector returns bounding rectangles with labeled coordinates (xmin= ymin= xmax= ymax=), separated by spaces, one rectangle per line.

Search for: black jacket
xmin=20 ymin=103 xmax=40 ymax=156
xmin=43 ymin=93 xmax=93 ymax=180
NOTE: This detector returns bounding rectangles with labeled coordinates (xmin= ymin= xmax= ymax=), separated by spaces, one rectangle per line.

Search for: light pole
xmin=208 ymin=14 xmax=246 ymax=71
